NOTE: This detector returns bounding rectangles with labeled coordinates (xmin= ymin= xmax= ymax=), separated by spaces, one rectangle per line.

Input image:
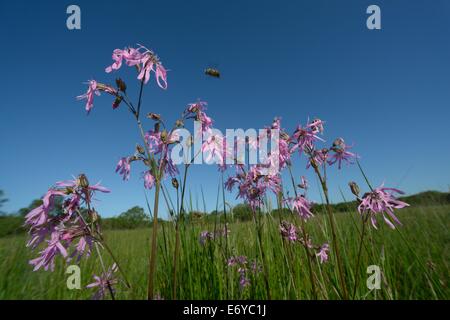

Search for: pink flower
xmin=279 ymin=221 xmax=298 ymax=242
xmin=105 ymin=45 xmax=168 ymax=89
xmin=202 ymin=132 xmax=225 ymax=164
xmin=25 ymin=189 xmax=65 ymax=228
xmin=77 ymin=80 xmax=100 ymax=114
xmin=86 ymin=263 xmax=118 ymax=300
xmin=285 ymin=195 xmax=314 ymax=220
xmin=77 ymin=81 xmax=118 ymax=114
xmin=316 ymin=243 xmax=329 ymax=263
xmin=145 ymin=130 xmax=163 ymax=154
xmin=327 ymin=138 xmax=357 ymax=169
xmin=299 ymin=176 xmax=308 ymax=190
xmin=185 ymin=101 xmax=213 ymax=133
xmin=306 ymin=147 xmax=329 ymax=169
xmin=115 ymin=157 xmax=131 ymax=181
xmin=291 ymin=119 xmax=325 ymax=154
xmin=144 ymin=171 xmax=155 ymax=189
xmin=29 ymin=231 xmax=68 ymax=271
xmin=358 ymin=184 xmax=409 ymax=229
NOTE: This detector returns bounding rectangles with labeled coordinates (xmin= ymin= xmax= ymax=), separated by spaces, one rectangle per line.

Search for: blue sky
xmin=1 ymin=0 xmax=449 ymax=218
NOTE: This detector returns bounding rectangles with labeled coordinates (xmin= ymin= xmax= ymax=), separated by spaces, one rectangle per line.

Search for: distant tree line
xmin=0 ymin=189 xmax=448 ymax=237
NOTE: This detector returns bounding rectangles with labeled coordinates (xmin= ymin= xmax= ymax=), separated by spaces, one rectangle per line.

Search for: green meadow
xmin=0 ymin=202 xmax=448 ymax=300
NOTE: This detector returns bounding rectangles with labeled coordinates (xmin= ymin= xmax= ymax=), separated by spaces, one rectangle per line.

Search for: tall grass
xmin=1 ymin=204 xmax=448 ymax=300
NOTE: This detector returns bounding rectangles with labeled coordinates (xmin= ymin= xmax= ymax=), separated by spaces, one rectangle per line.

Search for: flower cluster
xmin=78 ymin=44 xmax=168 ymax=115
xmin=227 ymin=256 xmax=261 ymax=289
xmin=278 ymin=220 xmax=329 ymax=263
xmin=199 ymin=226 xmax=230 ymax=246
xmin=225 ymin=165 xmax=281 ymax=211
xmin=105 ymin=45 xmax=167 ymax=89
xmin=284 ymin=195 xmax=314 ymax=220
xmin=24 ymin=174 xmax=109 ymax=271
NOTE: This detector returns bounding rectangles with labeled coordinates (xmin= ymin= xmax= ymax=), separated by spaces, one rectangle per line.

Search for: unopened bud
xmin=91 ymin=210 xmax=100 ymax=223
xmin=333 ymin=137 xmax=345 ymax=148
xmin=280 ymin=132 xmax=290 ymax=141
xmin=160 ymin=130 xmax=168 ymax=143
xmin=147 ymin=113 xmax=161 ymax=121
xmin=112 ymin=96 xmax=123 ymax=109
xmin=115 ymin=78 xmax=127 ymax=92
xmin=78 ymin=174 xmax=89 ymax=188
xmin=136 ymin=144 xmax=145 ymax=155
xmin=175 ymin=119 xmax=184 ymax=128
xmin=186 ymin=135 xmax=194 ymax=147
xmin=128 ymin=156 xmax=139 ymax=162
xmin=154 ymin=122 xmax=160 ymax=133
xmin=172 ymin=178 xmax=179 ymax=189
xmin=349 ymin=181 xmax=360 ymax=197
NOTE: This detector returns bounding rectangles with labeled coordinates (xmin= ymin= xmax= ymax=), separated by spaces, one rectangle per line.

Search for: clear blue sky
xmin=1 ymin=0 xmax=449 ymax=217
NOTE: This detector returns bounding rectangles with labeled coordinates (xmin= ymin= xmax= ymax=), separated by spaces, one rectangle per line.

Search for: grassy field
xmin=0 ymin=204 xmax=448 ymax=300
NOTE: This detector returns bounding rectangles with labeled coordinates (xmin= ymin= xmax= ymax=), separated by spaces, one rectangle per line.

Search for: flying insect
xmin=205 ymin=67 xmax=220 ymax=78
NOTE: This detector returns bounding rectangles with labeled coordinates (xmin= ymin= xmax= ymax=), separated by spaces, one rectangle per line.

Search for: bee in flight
xmin=205 ymin=67 xmax=220 ymax=78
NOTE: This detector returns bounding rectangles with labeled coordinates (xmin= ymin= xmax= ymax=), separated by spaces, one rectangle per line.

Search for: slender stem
xmin=287 ymin=165 xmax=317 ymax=299
xmin=253 ymin=209 xmax=271 ymax=300
xmin=94 ymin=242 xmax=115 ymax=300
xmin=147 ymin=177 xmax=162 ymax=300
xmin=101 ymin=241 xmax=132 ymax=289
xmin=172 ymin=164 xmax=190 ymax=299
xmin=311 ymin=162 xmax=348 ymax=299
xmin=352 ymin=213 xmax=368 ymax=299
xmin=136 ymin=80 xmax=145 ymax=119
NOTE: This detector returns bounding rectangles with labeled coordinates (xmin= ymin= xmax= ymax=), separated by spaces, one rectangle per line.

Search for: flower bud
xmin=186 ymin=135 xmax=194 ymax=147
xmin=280 ymin=132 xmax=290 ymax=141
xmin=147 ymin=113 xmax=161 ymax=121
xmin=160 ymin=130 xmax=168 ymax=143
xmin=154 ymin=122 xmax=160 ymax=133
xmin=91 ymin=210 xmax=100 ymax=223
xmin=77 ymin=174 xmax=89 ymax=188
xmin=333 ymin=137 xmax=345 ymax=148
xmin=112 ymin=96 xmax=123 ymax=109
xmin=115 ymin=78 xmax=127 ymax=92
xmin=349 ymin=181 xmax=360 ymax=197
xmin=172 ymin=178 xmax=179 ymax=189
xmin=175 ymin=119 xmax=184 ymax=128
xmin=136 ymin=144 xmax=145 ymax=155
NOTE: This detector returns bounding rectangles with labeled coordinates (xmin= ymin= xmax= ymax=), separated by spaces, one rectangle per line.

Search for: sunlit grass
xmin=0 ymin=204 xmax=448 ymax=300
